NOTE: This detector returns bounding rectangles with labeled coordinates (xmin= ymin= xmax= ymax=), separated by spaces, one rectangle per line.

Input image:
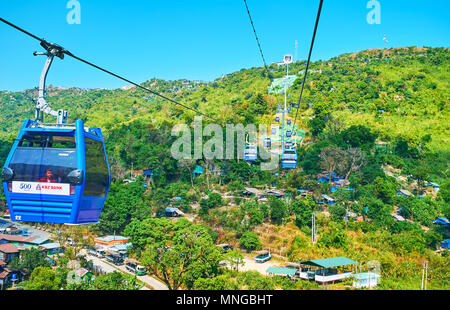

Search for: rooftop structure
xmin=297 ymin=256 xmax=358 ymax=284
xmin=267 ymin=267 xmax=298 ymax=277
xmin=94 ymin=235 xmax=129 ymax=246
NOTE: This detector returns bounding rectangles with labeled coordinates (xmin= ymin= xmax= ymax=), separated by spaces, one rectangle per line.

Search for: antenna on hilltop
xmin=383 ymin=34 xmax=389 ymax=49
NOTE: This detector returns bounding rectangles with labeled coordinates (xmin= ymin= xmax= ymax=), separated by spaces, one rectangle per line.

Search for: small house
xmin=0 ymin=244 xmax=19 ymax=264
xmin=40 ymin=242 xmax=62 ymax=256
xmin=392 ymin=214 xmax=406 ymax=222
xmin=193 ymin=165 xmax=203 ymax=176
xmin=165 ymin=207 xmax=184 ymax=218
xmin=267 ymin=190 xmax=283 ymax=198
xmin=397 ymin=189 xmax=412 ymax=196
xmin=321 ymin=195 xmax=336 ymax=205
xmin=427 ymin=182 xmax=440 ymax=192
xmin=297 ymin=256 xmax=357 ymax=284
xmin=440 ymin=239 xmax=450 ymax=249
xmin=94 ymin=235 xmax=129 ymax=247
xmin=243 ymin=187 xmax=262 ymax=197
xmin=143 ymin=169 xmax=153 ymax=177
xmin=434 ymin=217 xmax=450 ymax=227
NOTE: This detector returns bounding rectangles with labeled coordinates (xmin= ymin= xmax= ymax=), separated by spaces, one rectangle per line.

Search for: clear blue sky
xmin=1 ymin=0 xmax=449 ymax=91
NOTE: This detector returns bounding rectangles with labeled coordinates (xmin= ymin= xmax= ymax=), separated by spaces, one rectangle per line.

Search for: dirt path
xmin=239 ymin=257 xmax=279 ymax=275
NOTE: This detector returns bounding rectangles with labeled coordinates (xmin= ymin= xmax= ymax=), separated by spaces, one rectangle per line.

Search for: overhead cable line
xmin=0 ymin=17 xmax=215 ymax=121
xmin=293 ymin=0 xmax=323 ymax=125
xmin=243 ymin=0 xmax=272 ymax=79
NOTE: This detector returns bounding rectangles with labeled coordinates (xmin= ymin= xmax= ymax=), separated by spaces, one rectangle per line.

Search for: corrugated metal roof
xmin=95 ymin=235 xmax=128 ymax=242
xmin=40 ymin=242 xmax=61 ymax=250
xmin=301 ymin=256 xmax=357 ymax=268
xmin=353 ymin=272 xmax=381 ymax=280
xmin=266 ymin=267 xmax=298 ymax=276
xmin=0 ymin=243 xmax=19 ymax=253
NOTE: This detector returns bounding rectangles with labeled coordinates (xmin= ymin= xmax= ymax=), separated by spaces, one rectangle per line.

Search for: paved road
xmin=84 ymin=253 xmax=169 ymax=290
xmin=2 ymin=218 xmax=169 ymax=290
xmin=114 ymin=262 xmax=169 ymax=290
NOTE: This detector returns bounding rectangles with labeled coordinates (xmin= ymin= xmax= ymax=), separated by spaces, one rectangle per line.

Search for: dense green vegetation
xmin=1 ymin=46 xmax=449 ymax=290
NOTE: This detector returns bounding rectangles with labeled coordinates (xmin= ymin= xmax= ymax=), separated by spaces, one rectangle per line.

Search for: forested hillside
xmin=0 ymin=46 xmax=449 ymax=290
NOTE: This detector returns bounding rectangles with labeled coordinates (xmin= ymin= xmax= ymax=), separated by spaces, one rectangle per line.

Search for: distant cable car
xmin=286 ymin=130 xmax=292 ymax=138
xmin=287 ymin=119 xmax=291 ymax=125
xmin=263 ymin=137 xmax=271 ymax=148
xmin=281 ymin=145 xmax=297 ymax=169
xmin=244 ymin=144 xmax=257 ymax=162
xmin=1 ymin=41 xmax=110 ymax=225
xmin=275 ymin=116 xmax=280 ymax=122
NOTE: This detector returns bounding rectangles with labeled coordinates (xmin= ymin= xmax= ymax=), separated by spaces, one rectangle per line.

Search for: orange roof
xmin=0 ymin=243 xmax=19 ymax=253
xmin=0 ymin=234 xmax=36 ymax=243
xmin=0 ymin=271 xmax=10 ymax=279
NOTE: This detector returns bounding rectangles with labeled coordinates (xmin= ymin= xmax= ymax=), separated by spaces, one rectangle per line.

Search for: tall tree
xmin=344 ymin=147 xmax=366 ymax=180
xmin=319 ymin=146 xmax=348 ymax=181
xmin=140 ymin=221 xmax=221 ymax=290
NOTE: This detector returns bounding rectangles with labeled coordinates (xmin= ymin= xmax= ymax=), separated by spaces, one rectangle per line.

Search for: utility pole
xmin=345 ymin=202 xmax=349 ymax=231
xmin=421 ymin=260 xmax=429 ymax=290
xmin=312 ymin=212 xmax=317 ymax=245
xmin=294 ymin=40 xmax=298 ymax=62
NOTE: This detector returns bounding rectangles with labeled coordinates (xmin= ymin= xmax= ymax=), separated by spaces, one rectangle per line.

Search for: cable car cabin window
xmin=8 ymin=135 xmax=77 ymax=184
xmin=84 ymin=138 xmax=108 ymax=197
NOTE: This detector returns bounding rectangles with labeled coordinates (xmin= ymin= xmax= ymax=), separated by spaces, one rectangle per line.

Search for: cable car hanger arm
xmin=33 ymin=43 xmax=68 ymax=124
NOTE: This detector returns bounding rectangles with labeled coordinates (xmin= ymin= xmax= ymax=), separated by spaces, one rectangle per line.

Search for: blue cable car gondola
xmin=263 ymin=137 xmax=271 ymax=148
xmin=281 ymin=144 xmax=297 ymax=169
xmin=244 ymin=144 xmax=257 ymax=162
xmin=1 ymin=41 xmax=110 ymax=225
xmin=286 ymin=130 xmax=292 ymax=138
xmin=287 ymin=119 xmax=291 ymax=125
xmin=275 ymin=116 xmax=280 ymax=122
xmin=2 ymin=119 xmax=111 ymax=224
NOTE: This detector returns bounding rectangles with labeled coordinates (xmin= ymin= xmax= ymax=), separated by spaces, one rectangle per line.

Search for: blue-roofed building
xmin=193 ymin=165 xmax=203 ymax=176
xmin=321 ymin=195 xmax=336 ymax=205
xmin=165 ymin=207 xmax=184 ymax=218
xmin=317 ymin=175 xmax=328 ymax=182
xmin=40 ymin=242 xmax=62 ymax=256
xmin=440 ymin=239 xmax=450 ymax=249
xmin=143 ymin=169 xmax=153 ymax=177
xmin=434 ymin=217 xmax=450 ymax=227
xmin=427 ymin=182 xmax=440 ymax=191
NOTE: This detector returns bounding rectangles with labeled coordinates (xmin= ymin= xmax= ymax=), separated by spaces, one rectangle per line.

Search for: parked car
xmin=254 ymin=251 xmax=271 ymax=263
xmin=106 ymin=252 xmax=124 ymax=265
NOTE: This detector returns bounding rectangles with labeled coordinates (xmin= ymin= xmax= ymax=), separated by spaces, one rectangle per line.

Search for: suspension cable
xmin=242 ymin=0 xmax=271 ymax=79
xmin=0 ymin=17 xmax=215 ymax=121
xmin=293 ymin=0 xmax=323 ymax=125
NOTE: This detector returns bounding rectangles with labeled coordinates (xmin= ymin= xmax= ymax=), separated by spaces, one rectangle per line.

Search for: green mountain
xmin=0 ymin=46 xmax=448 ymax=147
xmin=1 ymin=47 xmax=449 ymax=290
